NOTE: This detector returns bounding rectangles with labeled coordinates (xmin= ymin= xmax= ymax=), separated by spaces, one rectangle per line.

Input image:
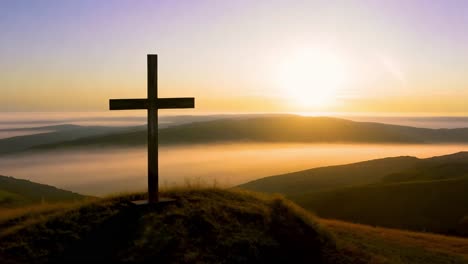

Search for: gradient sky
xmin=1 ymin=0 xmax=468 ymax=114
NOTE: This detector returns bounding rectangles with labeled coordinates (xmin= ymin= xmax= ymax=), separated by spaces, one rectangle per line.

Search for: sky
xmin=1 ymin=0 xmax=468 ymax=115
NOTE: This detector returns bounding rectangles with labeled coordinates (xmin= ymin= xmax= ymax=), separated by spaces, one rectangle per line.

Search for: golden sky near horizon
xmin=2 ymin=1 xmax=468 ymax=115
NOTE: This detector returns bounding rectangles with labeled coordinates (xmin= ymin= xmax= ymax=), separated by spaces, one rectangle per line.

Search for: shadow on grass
xmin=53 ymin=203 xmax=171 ymax=263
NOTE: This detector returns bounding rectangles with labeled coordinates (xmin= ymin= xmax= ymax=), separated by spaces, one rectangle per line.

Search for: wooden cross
xmin=109 ymin=54 xmax=195 ymax=204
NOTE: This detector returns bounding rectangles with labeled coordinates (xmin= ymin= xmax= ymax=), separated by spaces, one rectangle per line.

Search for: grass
xmin=0 ymin=199 xmax=96 ymax=237
xmin=2 ymin=188 xmax=468 ymax=263
xmin=321 ymin=218 xmax=468 ymax=264
xmin=0 ymin=190 xmax=24 ymax=206
xmin=0 ymin=188 xmax=363 ymax=264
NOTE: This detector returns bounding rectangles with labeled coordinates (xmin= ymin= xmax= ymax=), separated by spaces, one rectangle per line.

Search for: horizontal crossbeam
xmin=109 ymin=99 xmax=146 ymax=110
xmin=110 ymin=98 xmax=195 ymax=110
xmin=157 ymin=98 xmax=195 ymax=109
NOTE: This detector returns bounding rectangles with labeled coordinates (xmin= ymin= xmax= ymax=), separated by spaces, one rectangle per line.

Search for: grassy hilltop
xmin=1 ymin=188 xmax=468 ymax=263
xmin=0 ymin=189 xmax=351 ymax=264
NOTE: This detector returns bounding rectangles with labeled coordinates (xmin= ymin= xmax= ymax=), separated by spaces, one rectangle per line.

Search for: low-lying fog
xmin=1 ymin=143 xmax=468 ymax=196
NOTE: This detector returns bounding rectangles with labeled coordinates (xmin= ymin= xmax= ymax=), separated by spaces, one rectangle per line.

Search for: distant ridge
xmin=0 ymin=125 xmax=139 ymax=155
xmin=67 ymin=116 xmax=468 ymax=146
xmin=3 ymin=115 xmax=468 ymax=155
xmin=0 ymin=124 xmax=81 ymax=132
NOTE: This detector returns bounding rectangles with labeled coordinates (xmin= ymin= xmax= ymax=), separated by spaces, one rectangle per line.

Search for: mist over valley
xmin=2 ymin=114 xmax=468 ymax=196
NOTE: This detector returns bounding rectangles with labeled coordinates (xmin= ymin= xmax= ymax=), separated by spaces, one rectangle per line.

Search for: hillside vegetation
xmin=297 ymin=177 xmax=468 ymax=236
xmin=240 ymin=152 xmax=468 ymax=237
xmin=1 ymin=188 xmax=468 ymax=263
xmin=0 ymin=189 xmax=362 ymax=264
xmin=321 ymin=219 xmax=468 ymax=264
xmin=0 ymin=175 xmax=85 ymax=208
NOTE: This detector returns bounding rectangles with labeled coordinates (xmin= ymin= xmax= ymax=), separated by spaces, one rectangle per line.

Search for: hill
xmin=5 ymin=115 xmax=468 ymax=155
xmin=238 ymin=155 xmax=421 ymax=195
xmin=1 ymin=189 xmax=467 ymax=263
xmin=0 ymin=189 xmax=362 ymax=264
xmin=295 ymin=177 xmax=468 ymax=236
xmin=0 ymin=124 xmax=140 ymax=155
xmin=0 ymin=175 xmax=85 ymax=207
xmin=239 ymin=152 xmax=468 ymax=237
xmin=0 ymin=114 xmax=286 ymax=155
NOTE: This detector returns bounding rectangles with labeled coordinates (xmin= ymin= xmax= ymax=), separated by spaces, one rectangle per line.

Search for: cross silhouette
xmin=109 ymin=54 xmax=195 ymax=204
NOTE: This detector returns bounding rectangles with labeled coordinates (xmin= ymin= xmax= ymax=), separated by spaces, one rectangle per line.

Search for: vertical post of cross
xmin=147 ymin=54 xmax=158 ymax=203
xmin=109 ymin=54 xmax=194 ymax=205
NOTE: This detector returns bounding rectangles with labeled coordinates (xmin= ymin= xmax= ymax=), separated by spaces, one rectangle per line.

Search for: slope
xmin=0 ymin=175 xmax=85 ymax=207
xmin=240 ymin=152 xmax=468 ymax=194
xmin=321 ymin=219 xmax=468 ymax=264
xmin=239 ymin=156 xmax=421 ymax=195
xmin=295 ymin=177 xmax=468 ymax=236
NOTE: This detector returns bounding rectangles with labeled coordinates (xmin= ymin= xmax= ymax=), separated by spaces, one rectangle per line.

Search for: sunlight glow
xmin=279 ymin=49 xmax=348 ymax=109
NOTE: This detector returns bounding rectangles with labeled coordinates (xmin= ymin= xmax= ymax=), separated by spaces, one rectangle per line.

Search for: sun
xmin=278 ymin=49 xmax=348 ymax=109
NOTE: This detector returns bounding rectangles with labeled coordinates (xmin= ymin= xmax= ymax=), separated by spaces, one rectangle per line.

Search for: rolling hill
xmin=295 ymin=177 xmax=468 ymax=236
xmin=239 ymin=152 xmax=468 ymax=237
xmin=4 ymin=115 xmax=468 ymax=155
xmin=0 ymin=124 xmax=141 ymax=155
xmin=238 ymin=155 xmax=421 ymax=195
xmin=0 ymin=175 xmax=85 ymax=207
